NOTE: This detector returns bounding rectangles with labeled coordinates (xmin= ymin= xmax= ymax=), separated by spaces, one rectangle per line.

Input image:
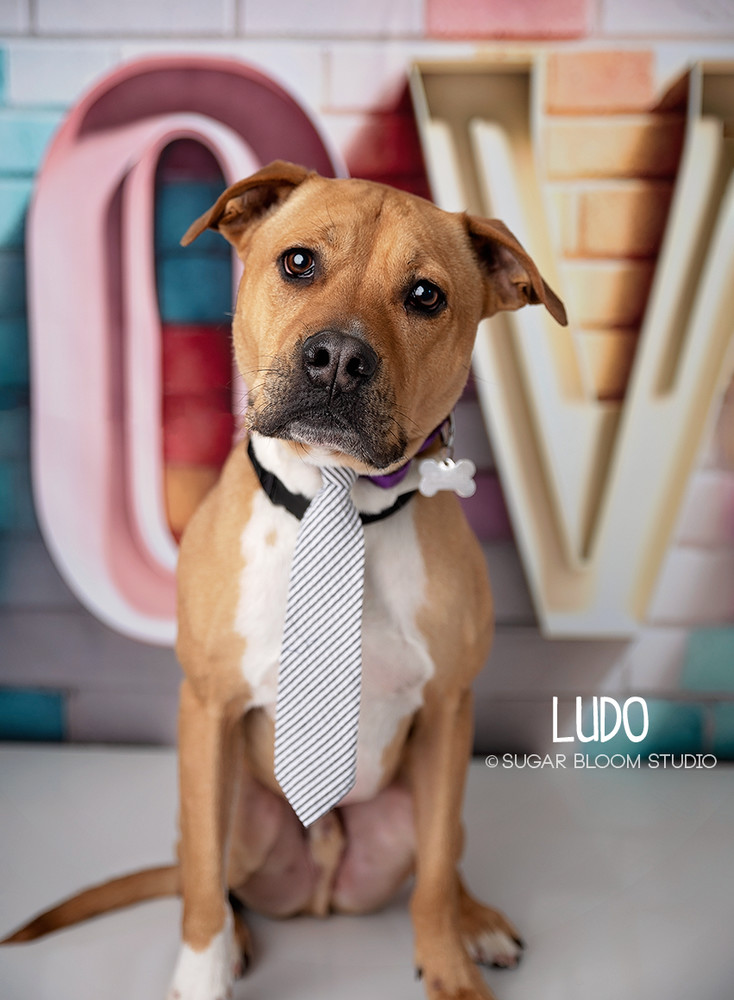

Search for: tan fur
xmin=1 ymin=867 xmax=180 ymax=944
xmin=2 ymin=162 xmax=566 ymax=1000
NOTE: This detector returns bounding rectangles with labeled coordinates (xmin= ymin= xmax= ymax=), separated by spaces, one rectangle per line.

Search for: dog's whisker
xmin=468 ymin=371 xmax=501 ymax=391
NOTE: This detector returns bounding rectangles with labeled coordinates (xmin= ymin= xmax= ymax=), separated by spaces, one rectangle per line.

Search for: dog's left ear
xmin=181 ymin=160 xmax=313 ymax=253
xmin=465 ymin=215 xmax=568 ymax=326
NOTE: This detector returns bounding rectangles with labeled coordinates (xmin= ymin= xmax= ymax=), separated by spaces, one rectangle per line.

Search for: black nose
xmin=302 ymin=331 xmax=378 ymax=393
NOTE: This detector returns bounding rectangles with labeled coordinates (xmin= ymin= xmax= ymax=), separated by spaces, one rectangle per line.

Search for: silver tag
xmin=418 ymin=457 xmax=477 ymax=498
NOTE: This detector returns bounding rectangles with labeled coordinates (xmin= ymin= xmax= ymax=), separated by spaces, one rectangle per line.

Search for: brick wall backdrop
xmin=0 ymin=0 xmax=733 ymax=751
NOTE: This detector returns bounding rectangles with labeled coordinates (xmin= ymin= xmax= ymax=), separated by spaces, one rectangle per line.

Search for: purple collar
xmin=364 ymin=421 xmax=447 ymax=489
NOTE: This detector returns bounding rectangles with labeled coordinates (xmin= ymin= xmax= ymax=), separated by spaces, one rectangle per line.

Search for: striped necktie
xmin=274 ymin=465 xmax=365 ymax=828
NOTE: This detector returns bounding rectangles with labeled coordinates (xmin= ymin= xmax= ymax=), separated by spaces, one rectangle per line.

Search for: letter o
xmin=29 ymin=56 xmax=345 ymax=644
xmin=623 ymin=697 xmax=649 ymax=743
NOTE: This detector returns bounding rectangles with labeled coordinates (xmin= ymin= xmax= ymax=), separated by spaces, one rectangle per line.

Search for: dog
xmin=2 ymin=160 xmax=566 ymax=1000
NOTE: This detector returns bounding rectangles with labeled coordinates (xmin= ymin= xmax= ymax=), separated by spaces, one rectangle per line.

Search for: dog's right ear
xmin=465 ymin=214 xmax=568 ymax=327
xmin=181 ymin=160 xmax=313 ymax=253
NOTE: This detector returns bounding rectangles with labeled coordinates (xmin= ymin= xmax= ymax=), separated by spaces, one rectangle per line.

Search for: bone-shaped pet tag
xmin=418 ymin=457 xmax=477 ymax=498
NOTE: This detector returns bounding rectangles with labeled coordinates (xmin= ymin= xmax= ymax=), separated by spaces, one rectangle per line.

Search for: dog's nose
xmin=302 ymin=331 xmax=378 ymax=393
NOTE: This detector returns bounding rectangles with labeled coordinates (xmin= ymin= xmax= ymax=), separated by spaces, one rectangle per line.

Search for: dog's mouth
xmin=251 ymin=399 xmax=407 ymax=471
xmin=287 ymin=414 xmax=369 ymax=453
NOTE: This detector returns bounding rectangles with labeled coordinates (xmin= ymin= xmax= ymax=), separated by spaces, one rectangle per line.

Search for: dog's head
xmin=183 ymin=160 xmax=567 ymax=474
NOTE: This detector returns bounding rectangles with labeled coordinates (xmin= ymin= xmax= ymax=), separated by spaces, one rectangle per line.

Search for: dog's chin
xmin=288 ymin=419 xmax=364 ymax=454
xmin=255 ymin=414 xmax=405 ymax=472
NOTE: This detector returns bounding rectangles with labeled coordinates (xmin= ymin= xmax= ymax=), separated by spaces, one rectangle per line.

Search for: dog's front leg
xmin=168 ymin=680 xmax=246 ymax=1000
xmin=409 ymin=687 xmax=498 ymax=1000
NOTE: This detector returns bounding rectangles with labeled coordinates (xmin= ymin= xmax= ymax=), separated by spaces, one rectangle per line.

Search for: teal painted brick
xmin=712 ymin=702 xmax=734 ymax=760
xmin=0 ymin=406 xmax=29 ymax=459
xmin=0 ymin=458 xmax=36 ymax=531
xmin=0 ymin=462 xmax=11 ymax=526
xmin=156 ymin=181 xmax=230 ymax=254
xmin=0 ymin=318 xmax=29 ymax=386
xmin=0 ymin=178 xmax=32 ymax=249
xmin=582 ymin=697 xmax=705 ymax=757
xmin=0 ymin=688 xmax=65 ymax=741
xmin=156 ymin=254 xmax=231 ymax=324
xmin=682 ymin=628 xmax=734 ymax=692
xmin=17 ymin=459 xmax=35 ymax=530
xmin=0 ymin=111 xmax=62 ymax=174
xmin=0 ymin=387 xmax=28 ymax=409
xmin=638 ymin=699 xmax=706 ymax=755
xmin=0 ymin=250 xmax=26 ymax=318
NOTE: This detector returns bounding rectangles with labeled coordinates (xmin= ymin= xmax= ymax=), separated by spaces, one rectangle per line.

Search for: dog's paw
xmin=459 ymin=893 xmax=524 ymax=970
xmin=463 ymin=928 xmax=523 ymax=969
xmin=414 ymin=955 xmax=499 ymax=1000
xmin=167 ymin=910 xmax=241 ymax=1000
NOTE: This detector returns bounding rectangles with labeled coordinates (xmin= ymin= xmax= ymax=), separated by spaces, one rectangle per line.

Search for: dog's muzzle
xmin=251 ymin=330 xmax=405 ymax=469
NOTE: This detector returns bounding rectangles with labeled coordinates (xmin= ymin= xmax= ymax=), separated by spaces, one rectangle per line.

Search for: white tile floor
xmin=1 ymin=745 xmax=733 ymax=1000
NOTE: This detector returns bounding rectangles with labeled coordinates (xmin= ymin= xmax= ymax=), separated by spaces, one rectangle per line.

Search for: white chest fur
xmin=234 ymin=474 xmax=434 ymax=803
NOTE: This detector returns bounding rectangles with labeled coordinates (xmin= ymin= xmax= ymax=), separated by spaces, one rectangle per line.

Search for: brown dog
xmin=2 ymin=161 xmax=566 ymax=1000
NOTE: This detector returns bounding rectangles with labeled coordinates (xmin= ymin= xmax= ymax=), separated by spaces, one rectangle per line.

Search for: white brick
xmin=674 ymin=470 xmax=734 ymax=547
xmin=326 ymin=43 xmax=415 ymax=111
xmin=0 ymin=534 xmax=78 ymax=610
xmin=655 ymin=41 xmax=734 ymax=94
xmin=67 ymin=689 xmax=178 ymax=744
xmin=324 ymin=40 xmax=478 ymax=111
xmin=318 ymin=111 xmax=371 ymax=163
xmin=0 ymin=609 xmax=179 ymax=691
xmin=8 ymin=42 xmax=121 ymax=106
xmin=475 ymin=626 xmax=629 ymax=698
xmin=648 ymin=546 xmax=734 ymax=626
xmin=319 ymin=111 xmax=371 ymax=147
xmin=240 ymin=0 xmax=424 ymax=38
xmin=601 ymin=0 xmax=734 ymax=37
xmin=119 ymin=39 xmax=327 ymax=116
xmin=622 ymin=627 xmax=688 ymax=693
xmin=36 ymin=0 xmax=234 ymax=35
xmin=0 ymin=0 xmax=30 ymax=33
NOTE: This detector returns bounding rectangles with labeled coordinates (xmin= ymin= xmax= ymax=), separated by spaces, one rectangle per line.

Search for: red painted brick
xmin=163 ymin=396 xmax=234 ymax=466
xmin=362 ymin=173 xmax=431 ymax=199
xmin=341 ymin=113 xmax=426 ymax=181
xmin=157 ymin=141 xmax=223 ymax=181
xmin=162 ymin=324 xmax=232 ymax=396
xmin=546 ymin=51 xmax=657 ymax=114
xmin=426 ymin=0 xmax=589 ymax=38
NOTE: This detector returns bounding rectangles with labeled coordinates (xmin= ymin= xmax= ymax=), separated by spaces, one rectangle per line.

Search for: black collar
xmin=247 ymin=440 xmax=417 ymax=525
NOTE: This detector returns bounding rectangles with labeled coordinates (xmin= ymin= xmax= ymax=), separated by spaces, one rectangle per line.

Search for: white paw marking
xmin=168 ymin=909 xmax=240 ymax=1000
xmin=418 ymin=457 xmax=477 ymax=498
xmin=463 ymin=929 xmax=523 ymax=969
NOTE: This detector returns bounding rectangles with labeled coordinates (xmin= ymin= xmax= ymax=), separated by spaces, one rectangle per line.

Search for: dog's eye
xmin=281 ymin=248 xmax=316 ymax=279
xmin=406 ymin=280 xmax=446 ymax=315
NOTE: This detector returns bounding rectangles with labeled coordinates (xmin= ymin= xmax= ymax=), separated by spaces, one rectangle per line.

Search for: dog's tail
xmin=0 ymin=864 xmax=181 ymax=944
